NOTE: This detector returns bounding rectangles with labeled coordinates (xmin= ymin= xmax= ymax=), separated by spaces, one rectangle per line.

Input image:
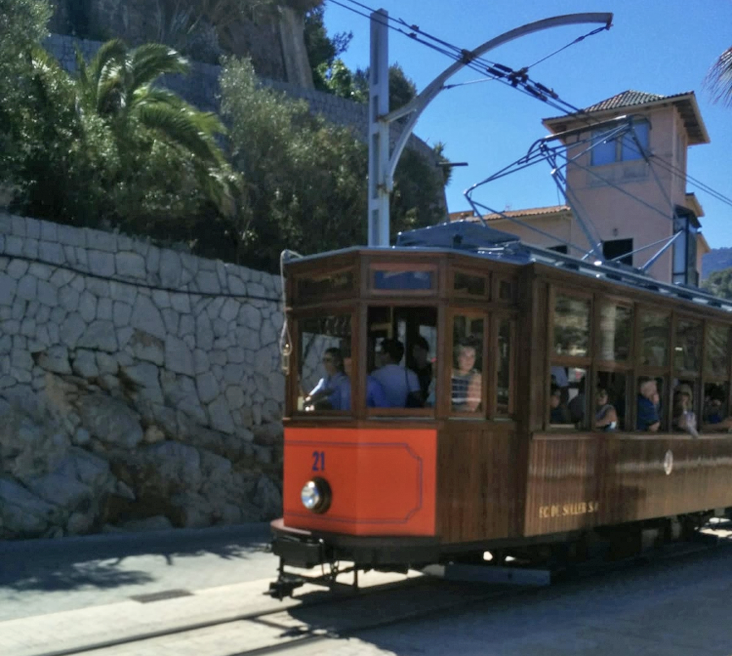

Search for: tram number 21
xmin=312 ymin=451 xmax=326 ymax=472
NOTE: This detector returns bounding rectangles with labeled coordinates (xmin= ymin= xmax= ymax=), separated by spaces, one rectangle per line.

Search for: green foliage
xmin=702 ymin=268 xmax=732 ymax=300
xmin=1 ymin=19 xmax=236 ymax=248
xmin=220 ymin=56 xmax=366 ymax=269
xmin=706 ymin=46 xmax=732 ymax=106
xmin=220 ymin=57 xmax=443 ymax=270
xmin=305 ymin=5 xmax=352 ymax=93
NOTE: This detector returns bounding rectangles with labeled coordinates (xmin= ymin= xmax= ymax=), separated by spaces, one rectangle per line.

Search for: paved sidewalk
xmin=0 ymin=523 xmax=277 ymax=655
xmin=0 ymin=525 xmax=413 ymax=656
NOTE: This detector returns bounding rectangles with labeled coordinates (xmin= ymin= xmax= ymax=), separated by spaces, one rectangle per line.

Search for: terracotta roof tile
xmin=450 ymin=205 xmax=571 ymax=222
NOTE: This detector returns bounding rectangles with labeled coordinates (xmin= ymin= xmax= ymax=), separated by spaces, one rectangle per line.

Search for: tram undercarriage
xmin=268 ymin=510 xmax=725 ymax=599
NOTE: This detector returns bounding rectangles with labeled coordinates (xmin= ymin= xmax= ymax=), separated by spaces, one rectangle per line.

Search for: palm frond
xmin=136 ymin=103 xmax=225 ymax=164
xmin=705 ymin=46 xmax=732 ymax=106
xmin=87 ymin=39 xmax=127 ymax=85
xmin=128 ymin=43 xmax=190 ymax=93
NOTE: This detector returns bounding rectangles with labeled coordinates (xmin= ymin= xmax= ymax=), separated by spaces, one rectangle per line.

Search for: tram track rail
xmin=39 ymin=527 xmax=732 ymax=656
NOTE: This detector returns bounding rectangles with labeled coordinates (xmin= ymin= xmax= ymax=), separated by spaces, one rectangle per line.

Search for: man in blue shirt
xmin=371 ymin=338 xmax=421 ymax=408
xmin=637 ymin=377 xmax=660 ymax=431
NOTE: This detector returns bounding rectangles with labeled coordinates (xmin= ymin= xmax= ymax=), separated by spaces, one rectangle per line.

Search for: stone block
xmin=115 ymin=251 xmax=146 ymax=278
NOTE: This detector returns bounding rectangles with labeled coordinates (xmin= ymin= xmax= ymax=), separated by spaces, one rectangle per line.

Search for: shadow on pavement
xmin=0 ymin=523 xmax=271 ymax=592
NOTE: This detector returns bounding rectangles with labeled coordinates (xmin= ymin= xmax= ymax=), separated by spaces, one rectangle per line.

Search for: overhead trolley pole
xmin=367 ymin=11 xmax=613 ymax=247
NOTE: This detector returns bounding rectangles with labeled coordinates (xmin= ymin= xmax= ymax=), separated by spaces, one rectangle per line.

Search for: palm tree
xmin=74 ymin=39 xmax=236 ymax=215
xmin=705 ymin=46 xmax=732 ymax=106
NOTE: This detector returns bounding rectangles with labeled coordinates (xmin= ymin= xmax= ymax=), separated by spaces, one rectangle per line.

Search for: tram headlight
xmin=300 ymin=477 xmax=332 ymax=514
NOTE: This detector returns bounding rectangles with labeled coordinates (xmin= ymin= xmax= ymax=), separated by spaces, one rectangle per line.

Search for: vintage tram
xmin=269 ymin=220 xmax=732 ymax=598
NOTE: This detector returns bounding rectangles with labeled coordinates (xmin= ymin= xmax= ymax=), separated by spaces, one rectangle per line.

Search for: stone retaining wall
xmin=0 ymin=212 xmax=285 ymax=539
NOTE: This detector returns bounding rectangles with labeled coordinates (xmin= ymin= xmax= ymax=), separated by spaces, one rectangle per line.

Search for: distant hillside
xmin=702 ymin=248 xmax=732 ymax=280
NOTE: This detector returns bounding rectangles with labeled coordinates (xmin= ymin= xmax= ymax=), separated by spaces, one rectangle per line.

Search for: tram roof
xmin=286 ymin=220 xmax=732 ymax=313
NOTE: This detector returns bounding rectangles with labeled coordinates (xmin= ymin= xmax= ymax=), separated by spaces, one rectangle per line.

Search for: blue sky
xmin=323 ymin=0 xmax=732 ymax=249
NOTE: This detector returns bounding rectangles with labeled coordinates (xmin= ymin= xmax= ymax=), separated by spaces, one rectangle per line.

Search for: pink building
xmin=452 ymin=90 xmax=711 ymax=285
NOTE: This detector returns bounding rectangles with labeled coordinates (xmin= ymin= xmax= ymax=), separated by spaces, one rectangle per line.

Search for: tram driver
xmin=304 ymin=347 xmax=350 ymax=411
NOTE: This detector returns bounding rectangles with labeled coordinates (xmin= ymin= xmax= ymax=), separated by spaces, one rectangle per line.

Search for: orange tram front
xmin=270 ymin=224 xmax=732 ymax=598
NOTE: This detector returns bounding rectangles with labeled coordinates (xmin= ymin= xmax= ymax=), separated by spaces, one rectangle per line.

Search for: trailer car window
xmin=553 ymin=294 xmax=590 ymax=357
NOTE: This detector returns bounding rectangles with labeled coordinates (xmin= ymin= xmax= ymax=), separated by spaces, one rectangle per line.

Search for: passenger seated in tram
xmin=452 ymin=337 xmax=482 ymax=412
xmin=636 ymin=377 xmax=660 ymax=432
xmin=549 ymin=383 xmax=571 ymax=424
xmin=702 ymin=387 xmax=732 ymax=431
xmin=568 ymin=375 xmax=586 ymax=424
xmin=371 ymin=338 xmax=422 ymax=408
xmin=672 ymin=384 xmax=699 ymax=438
xmin=304 ymin=347 xmax=350 ymax=411
xmin=594 ymin=387 xmax=618 ymax=431
xmin=411 ymin=335 xmax=433 ymax=399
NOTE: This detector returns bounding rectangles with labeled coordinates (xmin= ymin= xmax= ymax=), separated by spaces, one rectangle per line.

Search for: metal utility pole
xmin=367 ymin=11 xmax=613 ymax=247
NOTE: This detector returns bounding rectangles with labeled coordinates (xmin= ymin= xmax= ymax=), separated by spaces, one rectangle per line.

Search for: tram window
xmin=636 ymin=376 xmax=665 ymax=432
xmin=705 ymin=324 xmax=730 ymax=378
xmin=454 ymin=272 xmax=488 ymax=296
xmin=672 ymin=379 xmax=700 ymax=437
xmin=452 ymin=316 xmax=484 ymax=413
xmin=553 ymin=294 xmax=590 ymax=357
xmin=675 ymin=319 xmax=702 ymax=372
xmin=372 ymin=269 xmax=433 ymax=291
xmin=703 ymin=383 xmax=732 ymax=431
xmin=297 ymin=270 xmax=353 ymax=298
xmin=298 ymin=314 xmax=352 ymax=413
xmin=498 ymin=279 xmax=515 ymax=302
xmin=566 ymin=368 xmax=588 ymax=428
xmin=597 ymin=302 xmax=632 ymax=362
xmin=639 ymin=310 xmax=670 ymax=367
xmin=496 ymin=318 xmax=512 ymax=416
xmin=367 ymin=306 xmax=437 ymax=411
xmin=596 ymin=372 xmax=626 ymax=431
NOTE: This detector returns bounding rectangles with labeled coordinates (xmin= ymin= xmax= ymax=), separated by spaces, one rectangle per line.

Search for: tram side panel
xmin=282 ymin=426 xmax=437 ymax=536
xmin=436 ymin=422 xmax=522 ymax=544
xmin=524 ymin=434 xmax=732 ymax=537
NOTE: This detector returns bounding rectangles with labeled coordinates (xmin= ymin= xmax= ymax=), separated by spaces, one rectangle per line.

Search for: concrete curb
xmin=0 ymin=522 xmax=271 ymax=555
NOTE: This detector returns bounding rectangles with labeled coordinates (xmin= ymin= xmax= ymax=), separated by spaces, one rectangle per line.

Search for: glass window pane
xmin=597 ymin=302 xmax=632 ymax=361
xmin=675 ymin=319 xmax=702 ymax=372
xmin=454 ymin=272 xmax=487 ymax=296
xmin=297 ymin=271 xmax=353 ymax=298
xmin=550 ymin=367 xmax=586 ymax=427
xmin=621 ymin=121 xmax=649 ymax=161
xmin=496 ymin=319 xmax=511 ymax=415
xmin=299 ymin=314 xmax=352 ymax=413
xmin=640 ymin=310 xmax=670 ymax=366
xmin=373 ymin=270 xmax=433 ymax=290
xmin=596 ymin=372 xmax=626 ymax=431
xmin=705 ymin=324 xmax=730 ymax=377
xmin=703 ymin=383 xmax=731 ymax=430
xmin=592 ymin=130 xmax=616 ymax=165
xmin=553 ymin=294 xmax=590 ymax=358
xmin=452 ymin=316 xmax=483 ymax=413
xmin=367 ymin=306 xmax=437 ymax=411
xmin=636 ymin=376 xmax=664 ymax=432
xmin=498 ymin=279 xmax=515 ymax=301
xmin=672 ymin=380 xmax=700 ymax=437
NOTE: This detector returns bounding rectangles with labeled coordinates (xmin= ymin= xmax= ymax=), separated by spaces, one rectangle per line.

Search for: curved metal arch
xmin=384 ymin=12 xmax=613 ymax=185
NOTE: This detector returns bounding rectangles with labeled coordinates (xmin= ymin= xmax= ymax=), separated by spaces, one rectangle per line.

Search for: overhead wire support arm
xmin=367 ymin=11 xmax=613 ymax=246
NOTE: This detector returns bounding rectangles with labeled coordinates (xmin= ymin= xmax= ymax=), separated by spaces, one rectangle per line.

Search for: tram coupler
xmin=268 ymin=573 xmax=306 ymax=600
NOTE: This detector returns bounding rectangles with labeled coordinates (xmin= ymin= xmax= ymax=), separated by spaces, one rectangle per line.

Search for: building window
xmin=591 ymin=120 xmax=649 ymax=166
xmin=603 ymin=239 xmax=633 ymax=266
xmin=673 ymin=210 xmax=699 ymax=286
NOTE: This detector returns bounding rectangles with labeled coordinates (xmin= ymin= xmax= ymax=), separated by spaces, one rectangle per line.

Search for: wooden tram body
xmin=270 ymin=223 xmax=732 ymax=595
